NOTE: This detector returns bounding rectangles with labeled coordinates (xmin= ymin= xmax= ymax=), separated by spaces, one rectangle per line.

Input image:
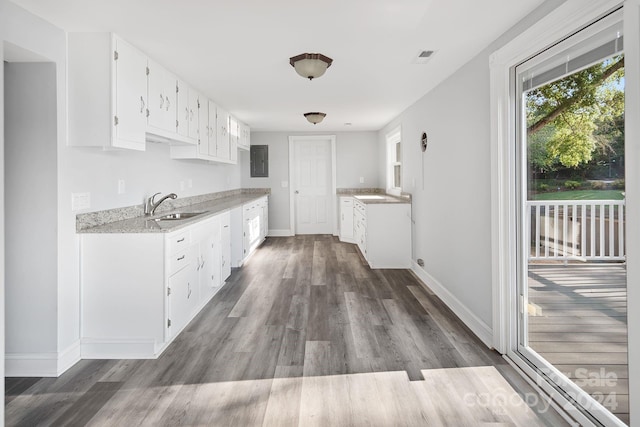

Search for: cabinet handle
xmin=165 ymin=96 xmax=171 ymax=111
xmin=190 ymin=109 xmax=194 ymax=121
xmin=187 ymin=283 xmax=191 ymax=299
xmin=223 ymin=225 xmax=229 ymax=228
xmin=177 ymin=255 xmax=185 ymax=261
xmin=140 ymin=96 xmax=145 ymax=114
xmin=185 ymin=107 xmax=189 ymax=120
xmin=177 ymin=237 xmax=185 ymax=243
xmin=159 ymin=93 xmax=164 ymax=109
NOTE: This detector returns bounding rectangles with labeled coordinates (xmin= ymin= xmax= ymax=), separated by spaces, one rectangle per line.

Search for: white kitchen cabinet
xmin=242 ymin=196 xmax=268 ymax=261
xmin=339 ymin=197 xmax=355 ymax=243
xmin=352 ymin=199 xmax=411 ymax=269
xmin=216 ymin=106 xmax=231 ymax=161
xmin=237 ymin=121 xmax=251 ymax=151
xmin=167 ymin=252 xmax=198 ymax=339
xmin=187 ymin=88 xmax=200 ymax=141
xmin=147 ymin=59 xmax=177 ymax=135
xmin=208 ymin=100 xmax=219 ymax=157
xmin=80 ymin=211 xmax=234 ymax=359
xmin=220 ymin=212 xmax=232 ymax=281
xmin=68 ymin=33 xmax=147 ymax=151
xmin=176 ymin=78 xmax=193 ymax=140
xmin=194 ymin=217 xmax=221 ymax=304
xmin=169 ymin=94 xmax=218 ymax=161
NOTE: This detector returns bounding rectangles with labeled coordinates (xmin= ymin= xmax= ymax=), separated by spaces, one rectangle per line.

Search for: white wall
xmin=378 ymin=0 xmax=568 ymax=337
xmin=379 ymin=53 xmax=494 ymax=329
xmin=241 ymin=131 xmax=379 ymax=233
xmin=5 ymin=62 xmax=59 ymax=355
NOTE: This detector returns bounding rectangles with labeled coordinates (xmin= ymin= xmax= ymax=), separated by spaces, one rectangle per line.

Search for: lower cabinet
xmin=167 ymin=257 xmax=198 ymax=339
xmin=352 ymin=198 xmax=411 ymax=269
xmin=340 ymin=196 xmax=355 ymax=243
xmin=80 ymin=212 xmax=233 ymax=359
xmin=240 ymin=195 xmax=269 ymax=263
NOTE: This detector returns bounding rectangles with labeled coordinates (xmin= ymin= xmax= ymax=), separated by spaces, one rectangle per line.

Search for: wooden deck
xmin=528 ymin=263 xmax=628 ymax=424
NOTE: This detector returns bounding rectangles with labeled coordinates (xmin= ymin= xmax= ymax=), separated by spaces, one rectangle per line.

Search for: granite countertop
xmin=337 ymin=188 xmax=411 ymax=204
xmin=78 ymin=193 xmax=267 ymax=234
xmin=352 ymin=194 xmax=410 ymax=205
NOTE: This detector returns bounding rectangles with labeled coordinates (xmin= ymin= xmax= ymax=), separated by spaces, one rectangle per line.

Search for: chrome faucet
xmin=145 ymin=192 xmax=177 ymax=216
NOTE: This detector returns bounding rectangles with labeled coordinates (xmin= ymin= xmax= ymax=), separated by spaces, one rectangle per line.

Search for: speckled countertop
xmin=78 ymin=190 xmax=269 ymax=234
xmin=337 ymin=188 xmax=410 ymax=204
xmin=352 ymin=194 xmax=411 ymax=204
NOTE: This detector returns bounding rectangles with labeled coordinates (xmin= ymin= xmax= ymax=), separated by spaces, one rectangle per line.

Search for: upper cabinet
xmin=68 ymin=32 xmax=248 ymax=160
xmin=68 ymin=33 xmax=147 ymax=150
xmin=216 ymin=106 xmax=231 ymax=161
xmin=237 ymin=121 xmax=250 ymax=151
xmin=147 ymin=60 xmax=177 ymax=135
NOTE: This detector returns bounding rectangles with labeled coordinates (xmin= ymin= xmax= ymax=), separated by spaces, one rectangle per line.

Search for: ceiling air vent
xmin=414 ymin=50 xmax=436 ymax=64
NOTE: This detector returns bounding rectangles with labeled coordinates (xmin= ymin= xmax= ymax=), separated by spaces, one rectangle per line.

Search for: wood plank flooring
xmin=528 ymin=263 xmax=628 ymax=424
xmin=5 ymin=236 xmax=567 ymax=426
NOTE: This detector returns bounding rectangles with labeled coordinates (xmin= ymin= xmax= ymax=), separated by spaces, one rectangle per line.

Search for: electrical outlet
xmin=118 ymin=179 xmax=125 ymax=194
xmin=71 ymin=192 xmax=91 ymax=211
xmin=359 ymin=177 xmax=365 ymax=184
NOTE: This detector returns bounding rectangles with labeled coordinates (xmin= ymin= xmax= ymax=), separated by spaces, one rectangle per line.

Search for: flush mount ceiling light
xmin=290 ymin=53 xmax=333 ymax=80
xmin=304 ymin=112 xmax=326 ymax=125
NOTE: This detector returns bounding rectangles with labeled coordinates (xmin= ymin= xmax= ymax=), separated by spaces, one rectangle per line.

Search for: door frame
xmin=489 ymin=0 xmax=639 ymax=425
xmin=288 ymin=135 xmax=337 ymax=235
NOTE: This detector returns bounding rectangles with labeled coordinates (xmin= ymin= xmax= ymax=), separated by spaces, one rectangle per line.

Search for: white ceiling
xmin=11 ymin=0 xmax=546 ymax=131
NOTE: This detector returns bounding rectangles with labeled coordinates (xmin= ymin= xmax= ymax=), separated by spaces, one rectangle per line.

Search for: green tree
xmin=526 ymin=56 xmax=624 ymax=172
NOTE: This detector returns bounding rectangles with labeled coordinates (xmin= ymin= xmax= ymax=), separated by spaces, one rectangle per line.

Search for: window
xmin=386 ymin=127 xmax=402 ymax=194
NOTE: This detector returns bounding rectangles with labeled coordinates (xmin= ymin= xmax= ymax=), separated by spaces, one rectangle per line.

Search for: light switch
xmin=71 ymin=192 xmax=91 ymax=211
xmin=118 ymin=179 xmax=126 ymax=194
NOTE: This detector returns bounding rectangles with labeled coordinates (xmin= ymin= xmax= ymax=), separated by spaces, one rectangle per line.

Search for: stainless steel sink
xmin=154 ymin=212 xmax=205 ymax=221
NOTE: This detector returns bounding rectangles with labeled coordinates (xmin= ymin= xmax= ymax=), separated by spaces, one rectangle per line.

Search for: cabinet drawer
xmin=341 ymin=197 xmax=354 ymax=207
xmin=168 ymin=249 xmax=190 ymax=276
xmin=167 ymin=230 xmax=190 ymax=255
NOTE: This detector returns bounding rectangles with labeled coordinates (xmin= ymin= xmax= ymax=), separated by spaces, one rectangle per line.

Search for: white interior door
xmin=293 ymin=138 xmax=333 ymax=234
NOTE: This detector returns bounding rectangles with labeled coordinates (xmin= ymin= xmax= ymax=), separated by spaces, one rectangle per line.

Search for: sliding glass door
xmin=515 ymin=9 xmax=629 ymax=426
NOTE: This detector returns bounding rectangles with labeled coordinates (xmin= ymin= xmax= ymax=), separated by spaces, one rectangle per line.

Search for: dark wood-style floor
xmin=5 ymin=236 xmax=568 ymax=426
xmin=528 ymin=263 xmax=628 ymax=424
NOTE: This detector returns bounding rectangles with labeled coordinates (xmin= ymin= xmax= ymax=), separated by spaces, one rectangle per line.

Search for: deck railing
xmin=527 ymin=200 xmax=626 ymax=261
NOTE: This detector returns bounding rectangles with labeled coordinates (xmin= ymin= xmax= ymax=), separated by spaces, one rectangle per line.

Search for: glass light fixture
xmin=289 ymin=53 xmax=333 ymax=80
xmin=304 ymin=112 xmax=326 ymax=124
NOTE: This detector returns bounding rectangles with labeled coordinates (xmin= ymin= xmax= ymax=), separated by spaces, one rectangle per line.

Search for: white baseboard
xmin=5 ymin=340 xmax=81 ymax=377
xmin=81 ymin=338 xmax=163 ymax=359
xmin=268 ymin=229 xmax=293 ymax=237
xmin=411 ymin=261 xmax=493 ymax=348
xmin=57 ymin=340 xmax=81 ymax=375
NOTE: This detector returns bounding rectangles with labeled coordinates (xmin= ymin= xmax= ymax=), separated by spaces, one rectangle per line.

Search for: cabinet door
xmin=260 ymin=198 xmax=268 ymax=240
xmin=340 ymin=198 xmax=354 ymax=240
xmin=168 ymin=261 xmax=197 ymax=338
xmin=188 ymin=87 xmax=199 ymax=141
xmin=216 ymin=106 xmax=230 ymax=160
xmin=176 ymin=78 xmax=189 ymax=138
xmin=237 ymin=122 xmax=250 ymax=150
xmin=147 ymin=61 xmax=176 ymax=132
xmin=221 ymin=213 xmax=231 ymax=281
xmin=199 ymin=232 xmax=220 ymax=299
xmin=229 ymin=116 xmax=238 ymax=163
xmin=112 ymin=37 xmax=147 ymax=150
xmin=208 ymin=100 xmax=218 ymax=157
xmin=197 ymin=94 xmax=209 ymax=157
